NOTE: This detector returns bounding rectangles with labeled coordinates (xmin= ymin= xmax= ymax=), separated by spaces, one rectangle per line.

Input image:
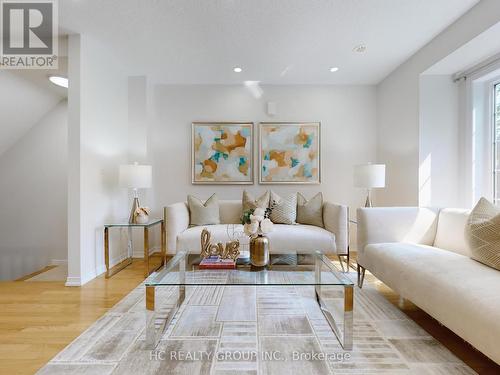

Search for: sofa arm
xmin=165 ymin=202 xmax=190 ymax=254
xmin=356 ymin=207 xmax=439 ymax=256
xmin=323 ymin=202 xmax=349 ymax=255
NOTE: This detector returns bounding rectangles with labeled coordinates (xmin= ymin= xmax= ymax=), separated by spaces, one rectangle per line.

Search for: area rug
xmin=37 ymin=271 xmax=476 ymax=374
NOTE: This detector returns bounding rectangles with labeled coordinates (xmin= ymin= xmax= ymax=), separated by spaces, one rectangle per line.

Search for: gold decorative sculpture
xmin=200 ymin=228 xmax=240 ymax=261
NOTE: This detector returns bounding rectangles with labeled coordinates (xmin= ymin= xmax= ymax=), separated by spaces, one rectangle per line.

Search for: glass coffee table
xmin=144 ymin=251 xmax=354 ymax=350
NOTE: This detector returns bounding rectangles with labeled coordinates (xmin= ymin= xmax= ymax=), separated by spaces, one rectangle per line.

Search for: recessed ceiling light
xmin=49 ymin=75 xmax=68 ymax=88
xmin=233 ymin=67 xmax=243 ymax=73
xmin=329 ymin=67 xmax=339 ymax=72
xmin=353 ymin=44 xmax=367 ymax=53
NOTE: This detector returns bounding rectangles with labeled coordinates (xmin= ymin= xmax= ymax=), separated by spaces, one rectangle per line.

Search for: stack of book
xmin=199 ymin=256 xmax=236 ymax=270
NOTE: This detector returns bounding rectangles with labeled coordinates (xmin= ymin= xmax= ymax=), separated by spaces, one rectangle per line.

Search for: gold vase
xmin=250 ymin=235 xmax=269 ymax=267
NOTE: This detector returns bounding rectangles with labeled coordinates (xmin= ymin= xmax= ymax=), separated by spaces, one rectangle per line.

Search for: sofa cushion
xmin=433 ymin=208 xmax=470 ymax=256
xmin=466 ymin=197 xmax=500 ymax=271
xmin=219 ymin=200 xmax=243 ymax=224
xmin=177 ymin=224 xmax=336 ymax=254
xmin=187 ymin=194 xmax=220 ymax=226
xmin=269 ymin=191 xmax=297 ymax=224
xmin=266 ymin=224 xmax=335 ymax=253
xmin=242 ymin=190 xmax=270 ymax=214
xmin=363 ymin=242 xmax=500 ymax=364
xmin=297 ymin=192 xmax=324 ymax=227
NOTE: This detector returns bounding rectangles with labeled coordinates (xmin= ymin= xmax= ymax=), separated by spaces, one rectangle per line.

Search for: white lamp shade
xmin=119 ymin=164 xmax=152 ymax=189
xmin=353 ymin=164 xmax=386 ymax=188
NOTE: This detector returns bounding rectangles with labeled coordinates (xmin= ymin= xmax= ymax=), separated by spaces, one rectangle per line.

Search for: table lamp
xmin=119 ymin=162 xmax=152 ymax=223
xmin=353 ymin=163 xmax=385 ymax=207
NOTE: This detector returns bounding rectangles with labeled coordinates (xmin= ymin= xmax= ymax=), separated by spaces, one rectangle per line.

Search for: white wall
xmin=0 ymin=101 xmax=68 ymax=280
xmin=0 ymin=71 xmax=63 ymax=156
xmin=376 ymin=0 xmax=500 ymax=206
xmin=149 ymin=84 xmax=377 ymax=225
xmin=419 ymin=75 xmax=460 ymax=207
xmin=67 ymin=35 xmax=130 ymax=286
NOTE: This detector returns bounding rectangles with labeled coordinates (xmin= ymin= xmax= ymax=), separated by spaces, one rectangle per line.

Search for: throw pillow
xmin=465 ymin=197 xmax=500 ymax=271
xmin=269 ymin=191 xmax=297 ymax=225
xmin=188 ymin=194 xmax=220 ymax=226
xmin=242 ymin=190 xmax=270 ymax=214
xmin=297 ymin=192 xmax=324 ymax=227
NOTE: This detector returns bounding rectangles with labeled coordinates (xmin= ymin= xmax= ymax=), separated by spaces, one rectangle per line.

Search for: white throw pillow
xmin=465 ymin=197 xmax=500 ymax=271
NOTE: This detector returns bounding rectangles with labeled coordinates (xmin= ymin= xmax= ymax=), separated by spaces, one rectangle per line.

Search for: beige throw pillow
xmin=242 ymin=190 xmax=270 ymax=214
xmin=297 ymin=192 xmax=324 ymax=227
xmin=269 ymin=191 xmax=297 ymax=225
xmin=465 ymin=197 xmax=500 ymax=271
xmin=188 ymin=194 xmax=220 ymax=226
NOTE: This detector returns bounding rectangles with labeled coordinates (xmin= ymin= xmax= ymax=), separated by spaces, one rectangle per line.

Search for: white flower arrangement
xmin=241 ymin=205 xmax=275 ymax=237
xmin=134 ymin=206 xmax=150 ymax=224
xmin=134 ymin=206 xmax=150 ymax=217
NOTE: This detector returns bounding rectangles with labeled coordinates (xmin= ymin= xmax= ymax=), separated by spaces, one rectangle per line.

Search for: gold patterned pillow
xmin=465 ymin=197 xmax=500 ymax=271
xmin=269 ymin=191 xmax=297 ymax=225
xmin=297 ymin=192 xmax=324 ymax=227
xmin=242 ymin=190 xmax=270 ymax=214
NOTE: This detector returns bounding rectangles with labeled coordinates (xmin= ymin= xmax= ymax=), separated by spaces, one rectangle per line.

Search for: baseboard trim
xmin=65 ymin=271 xmax=97 ymax=287
xmin=96 ymin=254 xmax=132 ymax=276
xmin=96 ymin=247 xmax=159 ymax=277
xmin=132 ymin=245 xmax=161 ymax=259
xmin=67 ymin=246 xmax=163 ymax=286
xmin=65 ymin=276 xmax=81 ymax=287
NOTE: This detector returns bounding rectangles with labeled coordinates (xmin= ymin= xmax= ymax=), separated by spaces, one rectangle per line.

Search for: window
xmin=466 ymin=65 xmax=500 ymax=207
xmin=494 ymin=83 xmax=500 ymax=205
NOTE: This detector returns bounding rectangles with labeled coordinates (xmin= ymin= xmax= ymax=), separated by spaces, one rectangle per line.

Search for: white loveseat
xmin=357 ymin=207 xmax=500 ymax=364
xmin=165 ymin=200 xmax=349 ymax=259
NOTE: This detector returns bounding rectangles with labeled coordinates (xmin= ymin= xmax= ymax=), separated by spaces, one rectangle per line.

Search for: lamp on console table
xmin=119 ymin=162 xmax=152 ymax=223
xmin=353 ymin=163 xmax=385 ymax=207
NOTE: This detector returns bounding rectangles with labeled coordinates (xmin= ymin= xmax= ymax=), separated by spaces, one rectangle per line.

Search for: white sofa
xmin=357 ymin=207 xmax=500 ymax=365
xmin=165 ymin=199 xmax=349 ymax=259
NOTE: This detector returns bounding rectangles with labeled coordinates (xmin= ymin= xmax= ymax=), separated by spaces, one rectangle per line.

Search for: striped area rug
xmin=37 ymin=272 xmax=476 ymax=375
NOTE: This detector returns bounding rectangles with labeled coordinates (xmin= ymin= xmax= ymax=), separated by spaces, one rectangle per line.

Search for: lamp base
xmin=364 ymin=189 xmax=373 ymax=208
xmin=128 ymin=197 xmax=140 ymax=224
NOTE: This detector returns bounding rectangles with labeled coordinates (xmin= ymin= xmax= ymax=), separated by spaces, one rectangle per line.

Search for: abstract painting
xmin=192 ymin=122 xmax=253 ymax=184
xmin=259 ymin=122 xmax=320 ymax=184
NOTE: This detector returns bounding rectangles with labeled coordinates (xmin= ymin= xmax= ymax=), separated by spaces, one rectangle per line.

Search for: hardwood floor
xmin=0 ymin=254 xmax=498 ymax=374
xmin=0 ymin=259 xmax=150 ymax=375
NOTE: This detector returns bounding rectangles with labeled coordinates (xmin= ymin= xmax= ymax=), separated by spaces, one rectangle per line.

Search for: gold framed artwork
xmin=259 ymin=122 xmax=321 ymax=184
xmin=192 ymin=122 xmax=254 ymax=184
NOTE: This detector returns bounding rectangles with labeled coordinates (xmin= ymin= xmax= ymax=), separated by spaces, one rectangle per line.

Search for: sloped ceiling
xmin=0 ymin=62 xmax=67 ymax=156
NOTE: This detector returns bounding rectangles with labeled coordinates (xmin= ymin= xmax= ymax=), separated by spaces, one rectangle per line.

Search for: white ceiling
xmin=424 ymin=21 xmax=500 ymax=75
xmin=59 ymin=0 xmax=480 ymax=85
